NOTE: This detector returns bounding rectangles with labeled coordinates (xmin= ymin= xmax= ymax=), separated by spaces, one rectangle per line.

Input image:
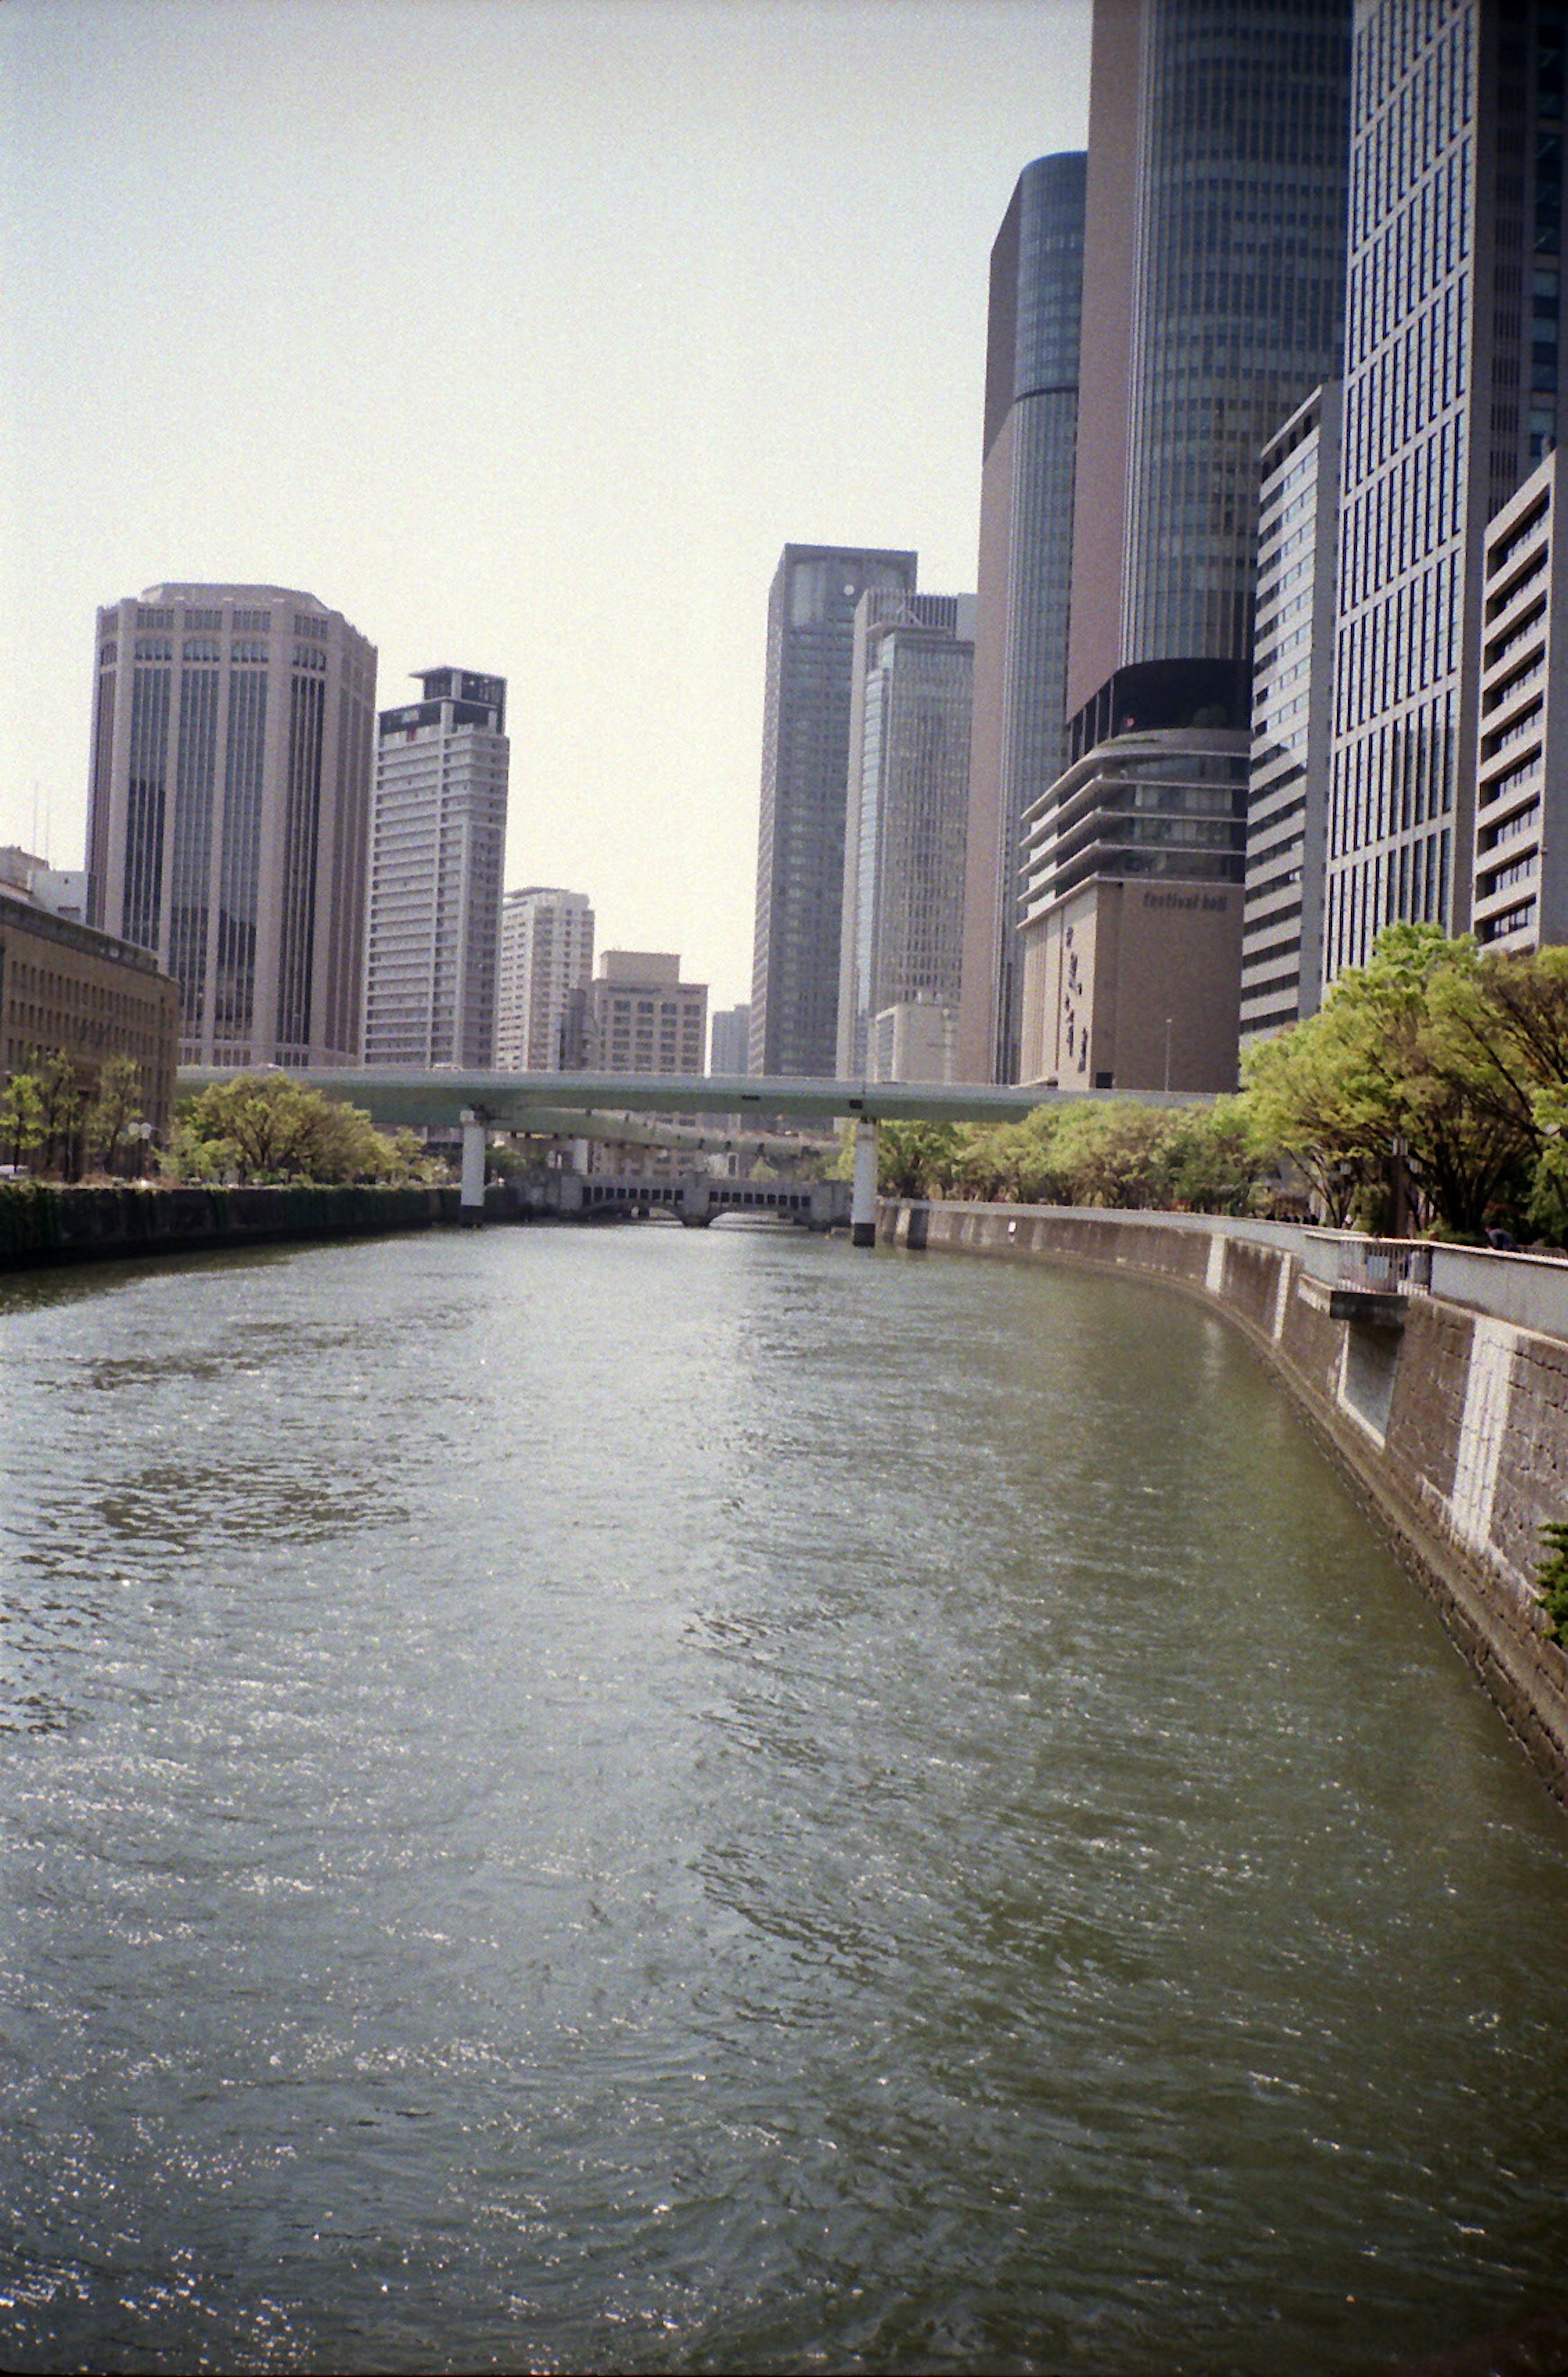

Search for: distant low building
xmin=562 ymin=951 xmax=707 ymax=1076
xmin=0 ymin=850 xmax=180 ymax=1141
xmin=869 ymin=996 xmax=956 ymax=1085
xmin=708 ymin=1002 xmax=750 ymax=1078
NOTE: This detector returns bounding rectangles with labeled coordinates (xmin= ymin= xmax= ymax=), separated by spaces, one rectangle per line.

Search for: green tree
xmin=875 ymin=1118 xmax=965 ymax=1199
xmin=1241 ymin=926 xmax=1533 ymax=1237
xmin=31 ymin=1049 xmax=87 ymax=1178
xmin=85 ymin=1054 xmax=146 ymax=1176
xmin=0 ymin=1072 xmax=43 ymax=1170
xmin=1162 ymin=1096 xmax=1270 ymax=1215
xmin=176 ymin=1072 xmax=412 ymax=1184
xmin=1050 ymin=1101 xmax=1177 ymax=1209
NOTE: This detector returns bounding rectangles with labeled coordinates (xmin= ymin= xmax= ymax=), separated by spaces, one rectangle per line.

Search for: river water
xmin=2 ymin=1223 xmax=1567 ymax=2376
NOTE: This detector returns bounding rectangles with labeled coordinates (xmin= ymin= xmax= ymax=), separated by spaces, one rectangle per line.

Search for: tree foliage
xmin=1242 ymin=927 xmax=1553 ymax=1239
xmin=172 ymin=1073 xmax=442 ymax=1185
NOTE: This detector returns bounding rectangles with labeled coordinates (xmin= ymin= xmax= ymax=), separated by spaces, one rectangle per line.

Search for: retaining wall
xmin=0 ymin=1181 xmax=463 ymax=1266
xmin=882 ymin=1198 xmax=1568 ymax=1811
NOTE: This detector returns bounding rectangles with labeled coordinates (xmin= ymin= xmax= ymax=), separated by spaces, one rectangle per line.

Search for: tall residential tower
xmin=364 ymin=668 xmax=508 ymax=1068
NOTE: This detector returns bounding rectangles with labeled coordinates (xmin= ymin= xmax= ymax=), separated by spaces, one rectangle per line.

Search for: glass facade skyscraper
xmin=750 ymin=544 xmax=917 ymax=1079
xmin=1326 ymin=0 xmax=1566 ymax=978
xmin=957 ymin=153 xmax=1086 ymax=1085
xmin=87 ymin=584 xmax=376 ymax=1067
xmin=1118 ymin=0 xmax=1352 ymax=673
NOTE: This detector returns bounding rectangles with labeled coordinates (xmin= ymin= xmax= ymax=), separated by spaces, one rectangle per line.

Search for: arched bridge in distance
xmin=176 ymin=1067 xmax=1212 ymax=1246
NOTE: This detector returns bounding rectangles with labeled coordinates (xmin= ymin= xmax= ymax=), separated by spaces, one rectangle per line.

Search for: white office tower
xmin=837 ymin=590 xmax=976 ymax=1081
xmin=364 ymin=669 xmax=508 ymax=1067
xmin=1243 ymin=385 xmax=1341 ymax=1049
xmin=1474 ymin=451 xmax=1568 ymax=950
xmin=495 ymin=886 xmax=596 ymax=1070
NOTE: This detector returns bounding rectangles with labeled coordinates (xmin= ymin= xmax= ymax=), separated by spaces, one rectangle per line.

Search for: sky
xmin=1 ymin=0 xmax=1091 ymax=1012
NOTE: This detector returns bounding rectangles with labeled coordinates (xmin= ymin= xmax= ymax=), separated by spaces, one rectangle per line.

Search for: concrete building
xmin=750 ymin=543 xmax=918 ymax=1078
xmin=1017 ymin=672 xmax=1250 ymax=1093
xmin=365 ymin=668 xmax=508 ymax=1068
xmin=86 ymin=583 xmax=376 ymax=1067
xmin=1243 ymin=385 xmax=1342 ymax=1049
xmin=1326 ymin=0 xmax=1567 ymax=978
xmin=869 ymin=995 xmax=957 ymax=1086
xmin=496 ymin=886 xmax=595 ymax=1071
xmin=957 ymin=153 xmax=1087 ymax=1086
xmin=1 ymin=850 xmax=180 ymax=1142
xmin=708 ymin=1003 xmax=751 ymax=1076
xmin=837 ymin=590 xmax=975 ymax=1081
xmin=563 ymin=950 xmax=707 ymax=1076
xmin=1474 ymin=450 xmax=1568 ymax=950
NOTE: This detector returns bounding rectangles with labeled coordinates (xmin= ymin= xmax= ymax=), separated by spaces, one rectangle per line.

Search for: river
xmin=2 ymin=1222 xmax=1566 ymax=2375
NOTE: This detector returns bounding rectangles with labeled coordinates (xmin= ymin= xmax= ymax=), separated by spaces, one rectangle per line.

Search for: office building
xmin=1326 ymin=0 xmax=1566 ymax=978
xmin=1474 ymin=450 xmax=1568 ymax=950
xmin=1 ymin=851 xmax=180 ymax=1141
xmin=837 ymin=590 xmax=975 ymax=1080
xmin=869 ymin=996 xmax=957 ymax=1086
xmin=364 ymin=668 xmax=508 ymax=1068
xmin=1068 ymin=0 xmax=1350 ymax=711
xmin=496 ymin=886 xmax=595 ymax=1071
xmin=563 ymin=951 xmax=707 ymax=1076
xmin=708 ymin=1004 xmax=751 ymax=1076
xmin=750 ymin=543 xmax=918 ymax=1078
xmin=957 ymin=152 xmax=1087 ymax=1085
xmin=1017 ymin=664 xmax=1250 ymax=1092
xmin=1000 ymin=0 xmax=1350 ymax=1088
xmin=1243 ymin=385 xmax=1342 ymax=1048
xmin=86 ymin=583 xmax=376 ymax=1066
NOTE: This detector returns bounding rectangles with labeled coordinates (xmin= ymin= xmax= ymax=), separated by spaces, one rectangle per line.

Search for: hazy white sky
xmin=2 ymin=0 xmax=1091 ymax=1010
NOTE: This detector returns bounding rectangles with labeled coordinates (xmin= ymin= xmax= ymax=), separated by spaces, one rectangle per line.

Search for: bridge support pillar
xmin=459 ymin=1108 xmax=486 ymax=1227
xmin=851 ymin=1118 xmax=879 ymax=1248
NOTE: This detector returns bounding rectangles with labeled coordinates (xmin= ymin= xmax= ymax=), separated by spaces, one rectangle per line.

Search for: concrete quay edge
xmin=880 ymin=1199 xmax=1568 ymax=1815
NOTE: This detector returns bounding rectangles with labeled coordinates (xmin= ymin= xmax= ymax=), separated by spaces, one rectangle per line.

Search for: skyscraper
xmin=749 ymin=543 xmax=917 ymax=1079
xmin=1068 ymin=0 xmax=1351 ymax=710
xmin=364 ymin=668 xmax=508 ymax=1068
xmin=1243 ymin=384 xmax=1341 ymax=1047
xmin=87 ymin=584 xmax=377 ymax=1067
xmin=496 ymin=886 xmax=595 ymax=1070
xmin=1325 ymin=0 xmax=1566 ymax=978
xmin=956 ymin=152 xmax=1087 ymax=1086
xmin=837 ymin=590 xmax=976 ymax=1080
xmin=1010 ymin=0 xmax=1351 ymax=1090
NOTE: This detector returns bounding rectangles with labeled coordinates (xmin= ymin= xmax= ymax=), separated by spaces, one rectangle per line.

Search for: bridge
xmin=543 ymin=1171 xmax=851 ymax=1230
xmin=178 ymin=1066 xmax=1207 ymax=1246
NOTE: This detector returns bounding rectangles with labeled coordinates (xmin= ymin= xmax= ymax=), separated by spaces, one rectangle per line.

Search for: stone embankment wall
xmin=0 ymin=1181 xmax=462 ymax=1267
xmin=882 ymin=1198 xmax=1568 ymax=1812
